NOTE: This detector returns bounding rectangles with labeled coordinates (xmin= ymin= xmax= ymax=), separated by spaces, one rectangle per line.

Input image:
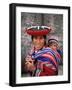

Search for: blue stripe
xmin=32 ymin=50 xmax=54 ymax=58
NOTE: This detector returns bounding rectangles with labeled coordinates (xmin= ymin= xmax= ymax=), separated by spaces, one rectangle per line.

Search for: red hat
xmin=26 ymin=26 xmax=51 ymax=36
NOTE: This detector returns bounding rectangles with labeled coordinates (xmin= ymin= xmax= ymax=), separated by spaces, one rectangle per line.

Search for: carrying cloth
xmin=31 ymin=47 xmax=61 ymax=76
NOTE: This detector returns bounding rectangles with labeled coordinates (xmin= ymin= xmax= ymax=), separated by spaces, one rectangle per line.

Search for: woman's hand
xmin=25 ymin=58 xmax=35 ymax=72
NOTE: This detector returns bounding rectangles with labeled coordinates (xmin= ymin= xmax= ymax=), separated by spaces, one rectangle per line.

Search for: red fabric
xmin=26 ymin=29 xmax=51 ymax=36
xmin=39 ymin=65 xmax=58 ymax=76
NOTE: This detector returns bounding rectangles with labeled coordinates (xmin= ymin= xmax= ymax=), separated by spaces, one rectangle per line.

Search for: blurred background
xmin=21 ymin=12 xmax=63 ymax=77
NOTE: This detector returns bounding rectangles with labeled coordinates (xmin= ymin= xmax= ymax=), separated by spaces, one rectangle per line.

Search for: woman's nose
xmin=36 ymin=39 xmax=40 ymax=43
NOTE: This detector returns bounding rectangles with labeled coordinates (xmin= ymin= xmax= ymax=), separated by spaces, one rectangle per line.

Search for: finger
xmin=26 ymin=58 xmax=33 ymax=61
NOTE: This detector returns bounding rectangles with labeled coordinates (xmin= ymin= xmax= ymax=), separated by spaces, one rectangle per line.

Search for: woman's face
xmin=32 ymin=36 xmax=45 ymax=50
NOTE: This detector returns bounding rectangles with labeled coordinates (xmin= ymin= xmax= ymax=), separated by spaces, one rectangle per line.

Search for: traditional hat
xmin=48 ymin=36 xmax=59 ymax=44
xmin=26 ymin=26 xmax=51 ymax=36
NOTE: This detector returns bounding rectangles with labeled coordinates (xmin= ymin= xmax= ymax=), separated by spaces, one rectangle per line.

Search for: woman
xmin=25 ymin=26 xmax=59 ymax=76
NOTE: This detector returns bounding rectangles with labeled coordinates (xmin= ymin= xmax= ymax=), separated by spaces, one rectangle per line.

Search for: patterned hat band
xmin=26 ymin=26 xmax=51 ymax=36
xmin=48 ymin=39 xmax=59 ymax=44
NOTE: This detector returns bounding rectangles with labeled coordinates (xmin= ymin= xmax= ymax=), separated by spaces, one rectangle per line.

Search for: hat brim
xmin=26 ymin=29 xmax=51 ymax=36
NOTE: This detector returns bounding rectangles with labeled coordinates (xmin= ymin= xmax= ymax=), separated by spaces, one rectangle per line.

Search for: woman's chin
xmin=35 ymin=47 xmax=42 ymax=50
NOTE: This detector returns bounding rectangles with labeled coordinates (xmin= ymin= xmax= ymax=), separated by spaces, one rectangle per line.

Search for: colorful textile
xmin=31 ymin=47 xmax=61 ymax=76
xmin=32 ymin=48 xmax=58 ymax=68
